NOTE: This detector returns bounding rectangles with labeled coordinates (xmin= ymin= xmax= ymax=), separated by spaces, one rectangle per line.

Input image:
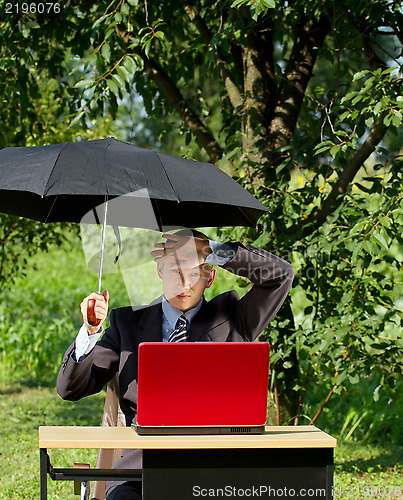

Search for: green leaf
xmin=143 ymin=39 xmax=152 ymax=58
xmin=373 ymin=385 xmax=381 ymax=402
xmin=372 ymin=231 xmax=389 ymax=250
xmin=69 ymin=109 xmax=85 ymax=128
xmin=117 ymin=65 xmax=131 ymax=84
xmin=353 ymin=70 xmax=369 ymax=81
xmin=330 ymin=145 xmax=340 ymax=158
xmin=314 ymin=140 xmax=334 ymax=150
xmin=373 ymin=101 xmax=383 ymax=116
xmin=352 ymin=94 xmax=363 ymax=106
xmin=339 ymin=111 xmax=350 ymax=122
xmin=101 ymin=43 xmax=111 ymax=63
xmin=349 ymin=374 xmax=360 ymax=384
xmin=378 ymin=215 xmax=391 ymax=229
xmin=341 ymin=91 xmax=358 ymax=104
xmin=92 ymin=14 xmax=109 ymax=29
xmin=252 ymin=232 xmax=271 ymax=247
xmin=365 ymin=116 xmax=374 ymax=127
xmin=269 ymin=352 xmax=281 ymax=365
xmin=351 ymin=241 xmax=363 ymax=263
xmin=124 ymin=55 xmax=138 ymax=74
xmin=112 ymin=73 xmax=125 ymax=88
xmin=391 ymin=112 xmax=402 ymax=127
xmin=121 ymin=3 xmax=130 ymax=15
xmin=74 ymin=78 xmax=94 ymax=89
xmin=106 ymin=78 xmax=119 ymax=96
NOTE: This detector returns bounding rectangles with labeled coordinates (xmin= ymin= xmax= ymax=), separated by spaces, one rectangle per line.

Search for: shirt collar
xmin=162 ymin=295 xmax=203 ymax=330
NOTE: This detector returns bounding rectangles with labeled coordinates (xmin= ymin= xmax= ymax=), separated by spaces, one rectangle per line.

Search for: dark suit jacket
xmin=57 ymin=244 xmax=294 ymax=474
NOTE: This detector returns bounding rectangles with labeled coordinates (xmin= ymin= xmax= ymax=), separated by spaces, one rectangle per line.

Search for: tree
xmin=1 ymin=0 xmax=402 ymax=424
xmin=0 ymin=4 xmax=130 ymax=290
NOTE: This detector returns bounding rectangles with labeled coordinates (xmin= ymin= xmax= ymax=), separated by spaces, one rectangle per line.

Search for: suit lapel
xmin=135 ymin=300 xmax=163 ymax=343
xmin=188 ymin=299 xmax=216 ymax=342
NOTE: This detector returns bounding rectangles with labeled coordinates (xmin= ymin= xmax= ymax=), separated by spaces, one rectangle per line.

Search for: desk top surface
xmin=39 ymin=425 xmax=336 ymax=450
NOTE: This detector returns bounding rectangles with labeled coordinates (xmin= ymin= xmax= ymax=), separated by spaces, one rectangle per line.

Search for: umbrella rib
xmin=237 ymin=206 xmax=255 ymax=227
xmin=154 ymin=152 xmax=180 ymax=201
xmin=151 ymin=199 xmax=164 ymax=232
xmin=43 ymin=142 xmax=70 ymax=197
xmin=44 ymin=195 xmax=58 ymax=223
xmin=42 ymin=142 xmax=71 ymax=222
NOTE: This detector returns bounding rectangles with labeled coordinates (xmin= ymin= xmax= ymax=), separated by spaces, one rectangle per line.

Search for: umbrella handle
xmin=87 ymin=299 xmax=101 ymax=327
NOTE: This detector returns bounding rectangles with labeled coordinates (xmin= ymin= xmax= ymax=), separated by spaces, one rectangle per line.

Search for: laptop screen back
xmin=136 ymin=342 xmax=270 ymax=428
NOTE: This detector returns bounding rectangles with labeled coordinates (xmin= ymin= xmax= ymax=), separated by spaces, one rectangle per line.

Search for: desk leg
xmin=39 ymin=448 xmax=48 ymax=500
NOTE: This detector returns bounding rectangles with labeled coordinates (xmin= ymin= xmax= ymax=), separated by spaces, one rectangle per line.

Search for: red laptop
xmin=134 ymin=342 xmax=270 ymax=435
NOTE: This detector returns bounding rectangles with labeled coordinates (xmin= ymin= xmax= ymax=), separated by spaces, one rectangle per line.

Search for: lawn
xmin=0 ymin=383 xmax=401 ymax=500
xmin=0 ymin=382 xmax=104 ymax=499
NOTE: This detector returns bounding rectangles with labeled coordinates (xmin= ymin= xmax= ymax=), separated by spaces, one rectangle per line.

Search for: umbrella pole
xmin=97 ymin=199 xmax=108 ymax=294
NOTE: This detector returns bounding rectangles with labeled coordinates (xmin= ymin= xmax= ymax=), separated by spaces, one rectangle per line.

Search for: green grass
xmin=0 ymin=383 xmax=105 ymax=499
xmin=333 ymin=442 xmax=402 ymax=499
xmin=0 ymin=383 xmax=401 ymax=500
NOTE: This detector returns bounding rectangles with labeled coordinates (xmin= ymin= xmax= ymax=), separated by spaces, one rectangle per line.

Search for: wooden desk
xmin=39 ymin=426 xmax=337 ymax=499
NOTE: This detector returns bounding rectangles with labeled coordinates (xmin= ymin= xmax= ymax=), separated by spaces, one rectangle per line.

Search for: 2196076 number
xmin=5 ymin=2 xmax=61 ymax=14
xmin=334 ymin=485 xmax=403 ymax=498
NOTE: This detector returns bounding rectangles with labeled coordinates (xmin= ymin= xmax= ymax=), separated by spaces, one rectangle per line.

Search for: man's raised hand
xmin=151 ymin=233 xmax=211 ymax=269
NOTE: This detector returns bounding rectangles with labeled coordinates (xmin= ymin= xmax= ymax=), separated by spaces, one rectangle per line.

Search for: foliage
xmin=304 ymin=373 xmax=403 ymax=445
xmin=280 ymin=157 xmax=403 ymax=423
xmin=1 ymin=0 xmax=403 ymax=424
xmin=0 ymin=217 xmax=72 ymax=293
xmin=0 ymin=236 xmax=129 ymax=385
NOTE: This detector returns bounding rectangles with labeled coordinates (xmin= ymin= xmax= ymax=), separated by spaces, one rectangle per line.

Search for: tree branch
xmin=238 ymin=17 xmax=277 ymax=169
xmin=340 ymin=4 xmax=389 ymax=70
xmin=294 ymin=118 xmax=388 ymax=238
xmin=181 ymin=0 xmax=243 ymax=109
xmin=269 ymin=14 xmax=331 ymax=151
xmin=133 ymin=47 xmax=225 ymax=165
xmin=251 ymin=17 xmax=277 ymax=125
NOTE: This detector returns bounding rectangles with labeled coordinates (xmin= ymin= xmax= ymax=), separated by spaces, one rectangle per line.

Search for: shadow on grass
xmin=334 ymin=441 xmax=403 ymax=473
xmin=52 ymin=394 xmax=106 ymax=427
xmin=0 ymin=376 xmax=58 ymax=394
xmin=0 ymin=378 xmax=106 ymax=430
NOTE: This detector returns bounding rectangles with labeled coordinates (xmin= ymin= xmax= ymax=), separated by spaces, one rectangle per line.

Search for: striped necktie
xmin=168 ymin=314 xmax=188 ymax=342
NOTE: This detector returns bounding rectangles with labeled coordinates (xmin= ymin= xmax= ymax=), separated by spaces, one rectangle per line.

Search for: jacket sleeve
xmin=221 ymin=243 xmax=294 ymax=341
xmin=57 ymin=309 xmax=121 ymax=401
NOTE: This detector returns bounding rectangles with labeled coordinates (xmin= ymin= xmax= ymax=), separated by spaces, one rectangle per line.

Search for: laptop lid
xmin=136 ymin=342 xmax=269 ymax=434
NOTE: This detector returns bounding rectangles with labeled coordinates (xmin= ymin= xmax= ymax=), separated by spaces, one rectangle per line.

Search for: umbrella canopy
xmin=0 ymin=137 xmax=267 ymax=229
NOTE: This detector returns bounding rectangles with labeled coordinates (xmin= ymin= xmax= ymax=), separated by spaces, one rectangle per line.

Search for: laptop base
xmin=133 ymin=424 xmax=265 ymax=435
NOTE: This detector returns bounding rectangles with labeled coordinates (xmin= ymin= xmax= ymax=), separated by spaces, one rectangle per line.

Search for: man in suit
xmin=57 ymin=230 xmax=294 ymax=499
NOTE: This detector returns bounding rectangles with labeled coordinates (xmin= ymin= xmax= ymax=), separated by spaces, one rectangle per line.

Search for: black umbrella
xmin=0 ymin=137 xmax=268 ymax=322
xmin=0 ymin=137 xmax=267 ymax=228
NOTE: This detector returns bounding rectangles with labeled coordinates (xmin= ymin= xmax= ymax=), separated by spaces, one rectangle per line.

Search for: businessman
xmin=57 ymin=230 xmax=294 ymax=499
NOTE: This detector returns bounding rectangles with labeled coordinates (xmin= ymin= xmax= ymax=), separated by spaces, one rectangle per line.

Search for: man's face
xmin=157 ymin=262 xmax=216 ymax=311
